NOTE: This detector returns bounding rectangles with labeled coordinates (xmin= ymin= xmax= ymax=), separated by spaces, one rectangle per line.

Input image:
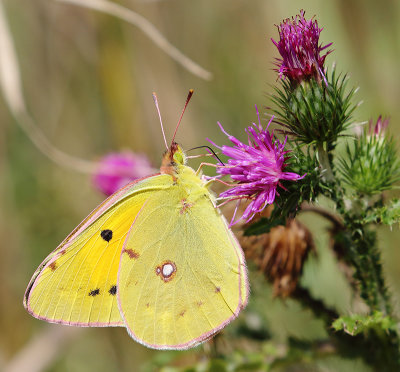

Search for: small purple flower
xmin=271 ymin=10 xmax=332 ymax=83
xmin=93 ymin=151 xmax=154 ymax=196
xmin=209 ymin=108 xmax=304 ymax=225
xmin=368 ymin=116 xmax=389 ymax=137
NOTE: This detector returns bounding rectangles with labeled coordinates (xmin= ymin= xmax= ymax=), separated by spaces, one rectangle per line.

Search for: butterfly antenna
xmin=152 ymin=92 xmax=168 ymax=150
xmin=171 ymin=89 xmax=194 ymax=145
xmin=189 ymin=145 xmax=225 ymax=166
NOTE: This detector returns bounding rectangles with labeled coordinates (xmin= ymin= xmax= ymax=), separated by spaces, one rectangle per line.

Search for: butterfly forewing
xmin=117 ymin=175 xmax=248 ymax=349
xmin=24 ymin=175 xmax=169 ymax=326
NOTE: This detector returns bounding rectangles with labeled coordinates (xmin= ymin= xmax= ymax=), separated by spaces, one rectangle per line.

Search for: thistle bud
xmin=338 ymin=117 xmax=400 ymax=195
xmin=271 ymin=67 xmax=356 ymax=147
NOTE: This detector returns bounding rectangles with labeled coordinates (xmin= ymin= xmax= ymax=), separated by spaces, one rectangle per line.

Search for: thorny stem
xmin=345 ymin=221 xmax=392 ymax=315
xmin=329 ymin=188 xmax=400 ymax=365
xmin=303 ymin=192 xmax=397 ymax=352
xmin=313 ymin=188 xmax=393 ymax=315
xmin=292 ymin=287 xmax=338 ymax=322
xmin=287 ymin=286 xmax=400 ymax=370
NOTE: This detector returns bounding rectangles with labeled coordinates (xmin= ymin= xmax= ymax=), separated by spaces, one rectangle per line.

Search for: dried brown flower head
xmin=240 ymin=219 xmax=314 ymax=297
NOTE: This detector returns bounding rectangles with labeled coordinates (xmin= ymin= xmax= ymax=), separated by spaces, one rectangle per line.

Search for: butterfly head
xmin=160 ymin=142 xmax=187 ymax=176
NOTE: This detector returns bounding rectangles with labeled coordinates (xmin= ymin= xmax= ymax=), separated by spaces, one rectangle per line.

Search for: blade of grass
xmin=56 ymin=0 xmax=213 ymax=80
xmin=0 ymin=0 xmax=97 ymax=173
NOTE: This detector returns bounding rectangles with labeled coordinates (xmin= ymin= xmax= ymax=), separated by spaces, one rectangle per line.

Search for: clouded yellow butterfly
xmin=24 ymin=91 xmax=249 ymax=350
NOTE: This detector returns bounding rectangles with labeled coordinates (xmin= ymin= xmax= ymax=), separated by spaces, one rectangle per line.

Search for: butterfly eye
xmin=173 ymin=149 xmax=186 ymax=165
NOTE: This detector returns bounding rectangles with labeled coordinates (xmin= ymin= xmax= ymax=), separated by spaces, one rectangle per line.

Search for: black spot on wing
xmin=109 ymin=285 xmax=117 ymax=295
xmin=101 ymin=229 xmax=113 ymax=242
xmin=89 ymin=288 xmax=100 ymax=296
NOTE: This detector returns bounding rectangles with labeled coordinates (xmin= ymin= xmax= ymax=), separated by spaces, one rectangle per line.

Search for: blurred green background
xmin=1 ymin=0 xmax=400 ymax=371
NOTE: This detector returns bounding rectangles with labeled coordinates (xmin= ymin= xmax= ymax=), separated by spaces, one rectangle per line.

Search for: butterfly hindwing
xmin=24 ymin=175 xmax=169 ymax=326
xmin=117 ymin=175 xmax=248 ymax=349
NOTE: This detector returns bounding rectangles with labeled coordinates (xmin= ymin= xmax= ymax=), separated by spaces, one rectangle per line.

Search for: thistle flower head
xmin=93 ymin=151 xmax=154 ymax=196
xmin=209 ymin=107 xmax=304 ymax=225
xmin=339 ymin=117 xmax=400 ymax=195
xmin=242 ymin=219 xmax=314 ymax=297
xmin=271 ymin=10 xmax=332 ymax=84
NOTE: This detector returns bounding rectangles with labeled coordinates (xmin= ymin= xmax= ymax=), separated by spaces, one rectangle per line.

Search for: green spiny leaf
xmin=332 ymin=312 xmax=396 ymax=336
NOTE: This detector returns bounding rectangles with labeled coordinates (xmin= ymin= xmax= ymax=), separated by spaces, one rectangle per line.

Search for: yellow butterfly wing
xmin=118 ymin=165 xmax=248 ymax=349
xmin=24 ymin=144 xmax=249 ymax=349
xmin=24 ymin=175 xmax=170 ymax=326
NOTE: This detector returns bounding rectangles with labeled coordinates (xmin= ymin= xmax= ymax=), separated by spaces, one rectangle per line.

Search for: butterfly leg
xmin=203 ymin=177 xmax=235 ymax=189
xmin=195 ymin=162 xmax=218 ymax=176
xmin=186 ymin=153 xmax=215 ymax=160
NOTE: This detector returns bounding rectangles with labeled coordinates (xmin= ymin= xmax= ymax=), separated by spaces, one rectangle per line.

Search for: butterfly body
xmin=24 ymin=144 xmax=248 ymax=349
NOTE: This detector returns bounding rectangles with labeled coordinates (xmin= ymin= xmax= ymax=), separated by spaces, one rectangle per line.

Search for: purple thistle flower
xmin=209 ymin=107 xmax=304 ymax=225
xmin=271 ymin=10 xmax=332 ymax=83
xmin=93 ymin=151 xmax=154 ymax=196
xmin=368 ymin=116 xmax=389 ymax=137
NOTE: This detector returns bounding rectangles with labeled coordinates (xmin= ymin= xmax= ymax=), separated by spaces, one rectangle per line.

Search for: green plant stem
xmin=293 ymin=286 xmax=400 ymax=370
xmin=317 ymin=144 xmax=335 ymax=182
xmin=328 ymin=187 xmax=392 ymax=314
xmin=346 ymin=222 xmax=392 ymax=315
xmin=322 ymin=187 xmax=400 ymax=367
xmin=293 ymin=287 xmax=338 ymax=322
